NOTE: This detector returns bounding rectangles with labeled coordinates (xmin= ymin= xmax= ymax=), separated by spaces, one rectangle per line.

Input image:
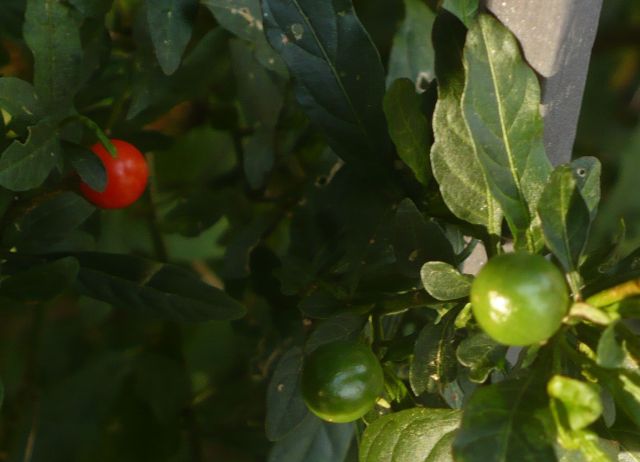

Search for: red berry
xmin=80 ymin=139 xmax=149 ymax=209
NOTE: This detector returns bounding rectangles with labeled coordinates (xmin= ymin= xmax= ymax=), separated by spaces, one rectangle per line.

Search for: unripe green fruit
xmin=471 ymin=253 xmax=569 ymax=346
xmin=301 ymin=341 xmax=384 ymax=423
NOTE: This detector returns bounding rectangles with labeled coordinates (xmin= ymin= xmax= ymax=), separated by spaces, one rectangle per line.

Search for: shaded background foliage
xmin=0 ymin=0 xmax=637 ymax=460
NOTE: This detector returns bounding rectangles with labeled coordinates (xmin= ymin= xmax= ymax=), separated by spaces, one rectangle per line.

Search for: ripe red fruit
xmin=80 ymin=139 xmax=149 ymax=209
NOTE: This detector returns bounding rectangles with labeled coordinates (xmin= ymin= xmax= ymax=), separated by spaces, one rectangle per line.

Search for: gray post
xmin=484 ymin=0 xmax=604 ymax=166
xmin=463 ymin=0 xmax=603 ymax=285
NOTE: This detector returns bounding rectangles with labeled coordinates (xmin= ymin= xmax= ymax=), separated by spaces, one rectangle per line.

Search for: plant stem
xmin=144 ymin=153 xmax=168 ymax=262
xmin=586 ymin=278 xmax=640 ymax=308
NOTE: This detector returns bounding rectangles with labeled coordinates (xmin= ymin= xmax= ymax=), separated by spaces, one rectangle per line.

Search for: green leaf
xmin=0 ymin=77 xmax=43 ymax=128
xmin=425 ymin=430 xmax=457 ymax=462
xmin=555 ymin=433 xmax=617 ymax=462
xmin=453 ymin=375 xmax=556 ymax=461
xmin=2 ymin=192 xmax=95 ymax=251
xmin=462 ymin=14 xmax=551 ymax=250
xmin=567 ymin=303 xmax=612 ymax=326
xmin=306 ymin=313 xmax=365 ymax=353
xmin=538 ymin=165 xmax=591 ymax=274
xmin=0 ymin=122 xmax=60 ymax=191
xmin=268 ymin=414 xmax=354 ymax=462
xmin=73 ymin=252 xmax=246 ymax=321
xmin=383 ymin=79 xmax=432 ymax=185
xmin=0 ymin=379 xmax=3 ymax=410
xmin=386 ymin=0 xmax=436 ymax=87
xmin=146 ymin=0 xmax=198 ymax=75
xmin=262 ymin=0 xmax=392 ymax=169
xmin=592 ymin=368 xmax=640 ymax=429
xmin=430 ymin=12 xmax=502 ymax=235
xmin=393 ymin=199 xmax=455 ymax=276
xmin=231 ymin=38 xmax=283 ymax=128
xmin=203 ymin=0 xmax=264 ymax=41
xmin=127 ymin=27 xmax=226 ymax=120
xmin=66 ymin=143 xmax=107 ymax=192
xmin=0 ymin=257 xmax=79 ymax=302
xmin=421 ymin=261 xmax=472 ymax=301
xmin=266 ymin=347 xmax=309 ymax=441
xmin=441 ymin=0 xmax=479 ymax=26
xmin=547 ymin=375 xmax=602 ymax=431
xmin=410 ymin=310 xmax=458 ymax=395
xmin=230 ymin=38 xmax=284 ymax=189
xmin=202 ymin=0 xmax=286 ymax=75
xmin=359 ymin=408 xmax=461 ymax=462
xmin=456 ymin=332 xmax=508 ymax=383
xmin=571 ymin=157 xmax=601 ymax=220
xmin=597 ymin=323 xmax=627 ymax=369
xmin=67 ymin=0 xmax=113 ymax=18
xmin=23 ymin=0 xmax=83 ymax=111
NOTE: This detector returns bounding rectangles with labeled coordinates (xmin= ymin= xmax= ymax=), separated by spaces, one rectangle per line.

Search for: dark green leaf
xmin=441 ymin=0 xmax=478 ymax=26
xmin=538 ymin=165 xmax=591 ymax=274
xmin=410 ymin=310 xmax=457 ymax=395
xmin=306 ymin=313 xmax=365 ymax=353
xmin=223 ymin=215 xmax=271 ymax=279
xmin=359 ymin=408 xmax=461 ymax=462
xmin=0 ymin=122 xmax=60 ymax=191
xmin=268 ymin=414 xmax=354 ymax=462
xmin=67 ymin=0 xmax=113 ymax=18
xmin=2 ymin=192 xmax=95 ymax=251
xmin=0 ymin=257 xmax=79 ymax=302
xmin=421 ymin=261 xmax=472 ymax=301
xmin=393 ymin=199 xmax=455 ymax=276
xmin=203 ymin=0 xmax=263 ymax=41
xmin=262 ymin=0 xmax=392 ymax=169
xmin=383 ymin=78 xmax=431 ymax=185
xmin=430 ymin=12 xmax=502 ymax=235
xmin=230 ymin=38 xmax=284 ymax=188
xmin=0 ymin=379 xmax=3 ymax=410
xmin=298 ymin=288 xmax=345 ymax=320
xmin=73 ymin=252 xmax=246 ymax=321
xmin=547 ymin=375 xmax=602 ymax=431
xmin=571 ymin=157 xmax=601 ymax=220
xmin=0 ymin=0 xmax=26 ymax=38
xmin=23 ymin=0 xmax=83 ymax=111
xmin=147 ymin=0 xmax=198 ymax=75
xmin=456 ymin=332 xmax=507 ymax=383
xmin=230 ymin=38 xmax=283 ymax=128
xmin=266 ymin=347 xmax=309 ymax=441
xmin=590 ymin=368 xmax=640 ymax=432
xmin=243 ymin=129 xmax=276 ymax=189
xmin=133 ymin=352 xmax=191 ymax=423
xmin=462 ymin=14 xmax=551 ymax=250
xmin=0 ymin=77 xmax=43 ymax=128
xmin=66 ymin=143 xmax=107 ymax=192
xmin=155 ymin=126 xmax=237 ymax=189
xmin=202 ymin=0 xmax=286 ymax=74
xmin=453 ymin=375 xmax=556 ymax=462
xmin=386 ymin=0 xmax=436 ymax=87
xmin=29 ymin=353 xmax=132 ymax=460
xmin=127 ymin=27 xmax=226 ymax=120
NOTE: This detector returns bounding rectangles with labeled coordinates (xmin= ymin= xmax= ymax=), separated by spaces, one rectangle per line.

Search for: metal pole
xmin=484 ymin=0 xmax=604 ymax=166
